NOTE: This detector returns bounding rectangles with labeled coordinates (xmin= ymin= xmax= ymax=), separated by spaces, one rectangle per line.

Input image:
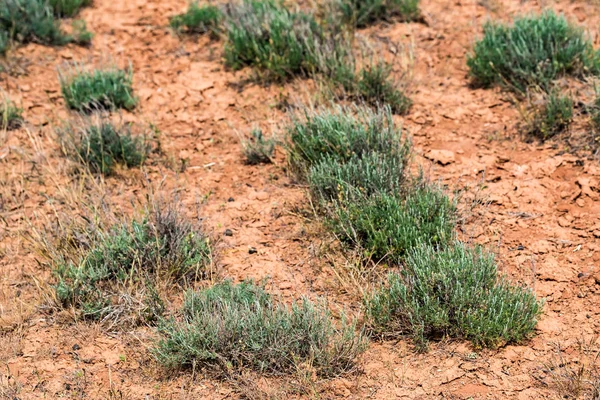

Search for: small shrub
xmin=0 ymin=0 xmax=70 ymax=54
xmin=58 ymin=119 xmax=150 ymax=175
xmin=49 ymin=0 xmax=91 ymax=17
xmin=0 ymin=96 xmax=23 ymax=130
xmin=50 ymin=200 xmax=212 ymax=325
xmin=326 ymin=184 xmax=456 ymax=261
xmin=526 ymin=90 xmax=573 ymax=140
xmin=71 ymin=19 xmax=93 ymax=45
xmin=334 ymin=0 xmax=419 ymax=28
xmin=287 ymin=105 xmax=408 ymax=175
xmin=467 ymin=11 xmax=600 ymax=93
xmin=59 ymin=65 xmax=137 ymax=112
xmin=170 ymin=3 xmax=222 ymax=35
xmin=242 ymin=128 xmax=275 ymax=165
xmin=224 ymin=0 xmax=323 ymax=80
xmin=354 ymin=61 xmax=411 ymax=114
xmin=365 ymin=243 xmax=541 ymax=350
xmin=153 ymin=280 xmax=366 ymax=376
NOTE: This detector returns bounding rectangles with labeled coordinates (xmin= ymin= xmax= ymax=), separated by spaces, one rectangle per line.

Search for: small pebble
xmin=224 ymin=229 xmax=233 ymax=237
xmin=578 ymin=272 xmax=584 ymax=278
xmin=228 ymin=197 xmax=235 ymax=202
xmin=248 ymin=247 xmax=257 ymax=254
xmin=72 ymin=344 xmax=81 ymax=351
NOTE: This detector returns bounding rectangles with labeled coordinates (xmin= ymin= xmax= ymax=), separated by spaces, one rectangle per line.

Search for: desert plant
xmin=333 ymin=0 xmax=419 ymax=28
xmin=49 ymin=199 xmax=212 ymax=325
xmin=467 ymin=11 xmax=600 ymax=93
xmin=287 ymin=105 xmax=409 ymax=175
xmin=365 ymin=242 xmax=541 ymax=350
xmin=0 ymin=96 xmax=23 ymax=130
xmin=58 ymin=64 xmax=137 ymax=112
xmin=153 ymin=280 xmax=366 ymax=376
xmin=526 ymin=90 xmax=573 ymax=140
xmin=170 ymin=2 xmax=223 ymax=35
xmin=326 ymin=184 xmax=456 ymax=261
xmin=354 ymin=61 xmax=411 ymax=114
xmin=58 ymin=119 xmax=150 ymax=175
xmin=71 ymin=19 xmax=93 ymax=44
xmin=49 ymin=0 xmax=91 ymax=17
xmin=223 ymin=0 xmax=324 ymax=80
xmin=242 ymin=128 xmax=275 ymax=165
xmin=0 ymin=0 xmax=71 ymax=54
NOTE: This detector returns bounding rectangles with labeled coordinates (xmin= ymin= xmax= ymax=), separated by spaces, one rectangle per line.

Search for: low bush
xmin=242 ymin=128 xmax=275 ymax=165
xmin=223 ymin=0 xmax=324 ymax=80
xmin=170 ymin=3 xmax=222 ymax=35
xmin=153 ymin=280 xmax=366 ymax=376
xmin=334 ymin=0 xmax=419 ymax=28
xmin=59 ymin=65 xmax=137 ymax=112
xmin=1 ymin=96 xmax=23 ymax=130
xmin=467 ymin=11 xmax=600 ymax=93
xmin=287 ymin=105 xmax=409 ymax=175
xmin=365 ymin=243 xmax=542 ymax=350
xmin=49 ymin=200 xmax=212 ymax=325
xmin=354 ymin=61 xmax=411 ymax=114
xmin=49 ymin=0 xmax=91 ymax=17
xmin=58 ymin=118 xmax=150 ymax=175
xmin=526 ymin=90 xmax=573 ymax=140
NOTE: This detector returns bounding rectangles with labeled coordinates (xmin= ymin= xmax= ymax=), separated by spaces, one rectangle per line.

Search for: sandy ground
xmin=2 ymin=0 xmax=600 ymax=398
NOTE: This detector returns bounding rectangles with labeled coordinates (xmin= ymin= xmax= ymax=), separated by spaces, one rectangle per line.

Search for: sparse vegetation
xmin=170 ymin=3 xmax=223 ymax=35
xmin=45 ymin=199 xmax=212 ymax=326
xmin=1 ymin=95 xmax=23 ymax=130
xmin=242 ymin=128 xmax=275 ymax=165
xmin=59 ymin=65 xmax=137 ymax=112
xmin=468 ymin=11 xmax=600 ymax=93
xmin=334 ymin=0 xmax=420 ymax=28
xmin=526 ymin=90 xmax=573 ymax=140
xmin=365 ymin=243 xmax=542 ymax=350
xmin=58 ymin=118 xmax=150 ymax=175
xmin=153 ymin=280 xmax=366 ymax=376
xmin=353 ymin=61 xmax=411 ymax=114
xmin=49 ymin=0 xmax=91 ymax=17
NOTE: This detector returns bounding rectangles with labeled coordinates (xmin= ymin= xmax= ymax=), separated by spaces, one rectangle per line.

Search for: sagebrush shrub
xmin=527 ymin=90 xmax=573 ymax=140
xmin=334 ymin=0 xmax=419 ymax=28
xmin=50 ymin=200 xmax=212 ymax=325
xmin=59 ymin=65 xmax=137 ymax=112
xmin=0 ymin=96 xmax=23 ymax=130
xmin=242 ymin=128 xmax=275 ymax=165
xmin=49 ymin=0 xmax=91 ymax=17
xmin=365 ymin=243 xmax=541 ymax=350
xmin=153 ymin=280 xmax=366 ymax=376
xmin=58 ymin=119 xmax=150 ymax=175
xmin=170 ymin=3 xmax=222 ymax=35
xmin=224 ymin=0 xmax=324 ymax=80
xmin=355 ymin=61 xmax=411 ymax=114
xmin=467 ymin=11 xmax=600 ymax=93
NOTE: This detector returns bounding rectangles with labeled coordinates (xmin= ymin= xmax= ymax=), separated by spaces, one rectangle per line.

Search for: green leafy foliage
xmin=58 ymin=119 xmax=150 ymax=175
xmin=242 ymin=128 xmax=275 ymax=165
xmin=52 ymin=201 xmax=212 ymax=325
xmin=467 ymin=11 xmax=600 ymax=93
xmin=0 ymin=96 xmax=23 ymax=130
xmin=527 ymin=90 xmax=573 ymax=140
xmin=170 ymin=3 xmax=222 ymax=35
xmin=365 ymin=243 xmax=542 ymax=350
xmin=153 ymin=280 xmax=366 ymax=376
xmin=334 ymin=0 xmax=419 ymax=28
xmin=59 ymin=65 xmax=137 ymax=112
xmin=49 ymin=0 xmax=91 ymax=17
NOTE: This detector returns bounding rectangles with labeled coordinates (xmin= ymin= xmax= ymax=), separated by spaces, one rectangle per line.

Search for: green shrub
xmin=527 ymin=90 xmax=573 ymax=140
xmin=224 ymin=0 xmax=324 ymax=80
xmin=365 ymin=243 xmax=541 ymax=350
xmin=153 ymin=280 xmax=366 ymax=376
xmin=242 ymin=128 xmax=275 ymax=165
xmin=326 ymin=185 xmax=456 ymax=261
xmin=58 ymin=119 xmax=150 ymax=175
xmin=354 ymin=61 xmax=411 ymax=114
xmin=1 ymin=96 xmax=23 ymax=130
xmin=59 ymin=65 xmax=137 ymax=112
xmin=287 ymin=106 xmax=408 ymax=175
xmin=49 ymin=0 xmax=91 ymax=17
xmin=71 ymin=19 xmax=93 ymax=45
xmin=334 ymin=0 xmax=419 ymax=28
xmin=467 ymin=11 xmax=600 ymax=93
xmin=52 ymin=201 xmax=212 ymax=324
xmin=0 ymin=0 xmax=71 ymax=54
xmin=170 ymin=3 xmax=222 ymax=35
